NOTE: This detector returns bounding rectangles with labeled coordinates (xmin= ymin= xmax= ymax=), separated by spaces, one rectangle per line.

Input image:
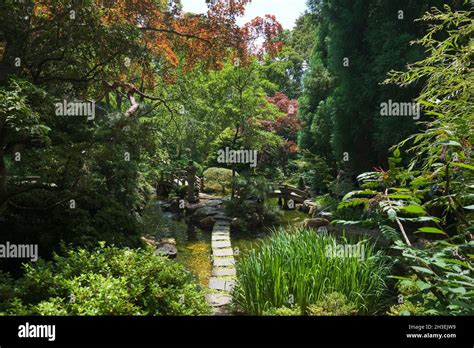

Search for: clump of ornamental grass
xmin=233 ymin=227 xmax=389 ymax=315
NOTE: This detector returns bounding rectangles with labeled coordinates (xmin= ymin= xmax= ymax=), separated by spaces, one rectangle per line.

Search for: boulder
xmin=303 ymin=218 xmax=330 ymax=230
xmin=196 ymin=216 xmax=216 ymax=230
xmin=192 ymin=206 xmax=221 ymax=219
xmin=159 ymin=237 xmax=176 ymax=245
xmin=141 ymin=236 xmax=157 ymax=248
xmin=185 ymin=201 xmax=206 ymax=214
xmin=302 ymin=199 xmax=322 ymax=217
xmin=155 ymin=238 xmax=177 ymax=259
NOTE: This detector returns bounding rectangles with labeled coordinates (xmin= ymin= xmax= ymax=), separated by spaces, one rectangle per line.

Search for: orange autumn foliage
xmin=27 ymin=0 xmax=283 ymax=94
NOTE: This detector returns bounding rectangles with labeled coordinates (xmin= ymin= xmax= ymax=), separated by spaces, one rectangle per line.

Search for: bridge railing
xmin=157 ymin=171 xmax=203 ymax=193
xmin=271 ymin=184 xmax=310 ymax=203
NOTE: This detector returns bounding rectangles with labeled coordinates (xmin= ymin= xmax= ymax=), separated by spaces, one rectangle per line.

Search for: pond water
xmin=141 ymin=198 xmax=308 ymax=286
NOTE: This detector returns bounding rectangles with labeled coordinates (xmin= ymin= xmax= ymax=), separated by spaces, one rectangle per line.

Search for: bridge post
xmin=186 ymin=161 xmax=198 ymax=203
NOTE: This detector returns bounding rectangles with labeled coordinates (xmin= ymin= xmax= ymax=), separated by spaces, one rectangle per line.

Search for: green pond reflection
xmin=141 ymin=198 xmax=308 ymax=286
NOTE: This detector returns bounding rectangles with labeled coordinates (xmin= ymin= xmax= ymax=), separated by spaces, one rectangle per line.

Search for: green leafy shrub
xmin=0 ymin=272 xmax=15 ymax=312
xmin=225 ymin=176 xmax=280 ymax=228
xmin=233 ymin=227 xmax=389 ymax=315
xmin=291 ymin=150 xmax=334 ymax=193
xmin=203 ymin=167 xmax=235 ymax=194
xmin=262 ymin=306 xmax=301 ymax=316
xmin=0 ymin=244 xmax=211 ymax=316
xmin=314 ymin=194 xmax=339 ymax=212
xmin=391 ymin=237 xmax=474 ymax=315
xmin=387 ymin=301 xmax=426 ymax=316
xmin=334 ymin=6 xmax=474 ymax=316
xmin=307 ymin=292 xmax=357 ymax=316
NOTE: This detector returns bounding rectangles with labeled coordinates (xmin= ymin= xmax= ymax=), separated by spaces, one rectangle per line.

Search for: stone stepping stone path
xmin=212 ymin=267 xmax=236 ymax=277
xmin=207 ymin=220 xmax=236 ymax=314
xmin=212 ymin=240 xmax=231 ymax=248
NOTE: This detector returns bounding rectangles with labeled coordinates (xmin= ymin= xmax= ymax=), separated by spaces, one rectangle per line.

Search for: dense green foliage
xmin=203 ymin=167 xmax=235 ymax=194
xmin=298 ymin=0 xmax=469 ymax=172
xmin=0 ymin=0 xmax=471 ymax=318
xmin=334 ymin=6 xmax=473 ymax=315
xmin=307 ymin=292 xmax=357 ymax=316
xmin=0 ymin=244 xmax=211 ymax=315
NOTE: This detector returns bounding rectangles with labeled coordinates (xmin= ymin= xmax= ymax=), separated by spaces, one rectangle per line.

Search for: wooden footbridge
xmin=158 ymin=166 xmax=309 ymax=208
xmin=271 ymin=184 xmax=310 ymax=206
xmin=156 ymin=170 xmax=203 ymax=196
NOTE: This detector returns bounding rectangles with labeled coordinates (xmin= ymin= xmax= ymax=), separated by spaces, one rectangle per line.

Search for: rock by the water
xmin=192 ymin=206 xmax=221 ymax=219
xmin=301 ymin=199 xmax=323 ymax=217
xmin=196 ymin=216 xmax=216 ymax=230
xmin=141 ymin=236 xmax=157 ymax=248
xmin=185 ymin=201 xmax=205 ymax=214
xmin=155 ymin=238 xmax=177 ymax=258
xmin=303 ymin=218 xmax=330 ymax=230
xmin=159 ymin=237 xmax=176 ymax=245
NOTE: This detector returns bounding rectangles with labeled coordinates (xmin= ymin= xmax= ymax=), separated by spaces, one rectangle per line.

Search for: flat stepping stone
xmin=212 ymin=267 xmax=236 ymax=277
xmin=212 ymin=231 xmax=230 ymax=237
xmin=206 ymin=293 xmax=232 ymax=307
xmin=212 ymin=230 xmax=230 ymax=235
xmin=209 ymin=277 xmax=235 ymax=291
xmin=214 ymin=214 xmax=230 ymax=219
xmin=213 ymin=224 xmax=230 ymax=229
xmin=212 ymin=235 xmax=230 ymax=241
xmin=213 ymin=227 xmax=230 ymax=232
xmin=213 ymin=248 xmax=234 ymax=257
xmin=213 ymin=258 xmax=235 ymax=267
xmin=213 ymin=226 xmax=230 ymax=231
xmin=212 ymin=240 xmax=231 ymax=248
